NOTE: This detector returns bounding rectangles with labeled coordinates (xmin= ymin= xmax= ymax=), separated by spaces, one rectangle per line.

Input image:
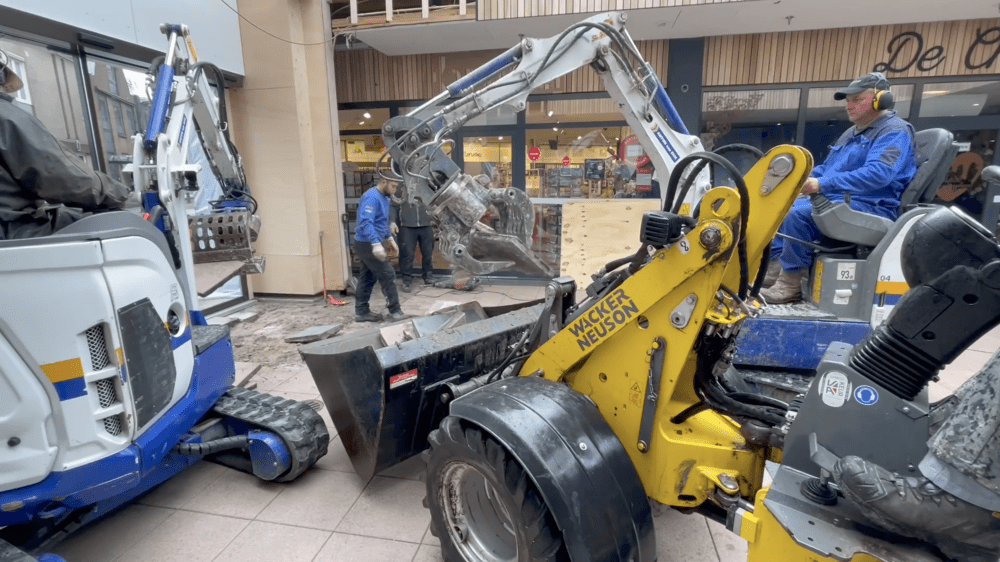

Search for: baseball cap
xmin=834 ymin=72 xmax=889 ymax=100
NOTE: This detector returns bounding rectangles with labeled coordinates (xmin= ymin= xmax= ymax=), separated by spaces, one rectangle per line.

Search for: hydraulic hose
xmin=173 ymin=435 xmax=249 ymax=456
xmin=666 ymin=152 xmax=752 ymax=300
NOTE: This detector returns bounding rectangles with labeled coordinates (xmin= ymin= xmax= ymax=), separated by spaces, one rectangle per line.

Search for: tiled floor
xmin=51 ymin=283 xmax=1000 ymax=562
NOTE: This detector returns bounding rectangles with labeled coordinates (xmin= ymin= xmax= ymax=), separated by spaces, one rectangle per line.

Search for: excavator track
xmin=212 ymin=387 xmax=330 ymax=482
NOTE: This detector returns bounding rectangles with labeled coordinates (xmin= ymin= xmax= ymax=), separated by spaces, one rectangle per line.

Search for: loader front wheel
xmin=425 ymin=416 xmax=568 ymax=562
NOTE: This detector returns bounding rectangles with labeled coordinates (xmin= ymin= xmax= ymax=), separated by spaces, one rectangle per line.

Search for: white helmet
xmin=0 ymin=50 xmax=24 ymax=94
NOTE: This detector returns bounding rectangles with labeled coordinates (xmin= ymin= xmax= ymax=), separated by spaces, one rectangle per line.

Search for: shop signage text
xmin=874 ymin=27 xmax=1000 ymax=73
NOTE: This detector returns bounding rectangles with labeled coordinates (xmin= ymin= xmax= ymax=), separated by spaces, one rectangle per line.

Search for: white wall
xmin=0 ymin=0 xmax=244 ymax=75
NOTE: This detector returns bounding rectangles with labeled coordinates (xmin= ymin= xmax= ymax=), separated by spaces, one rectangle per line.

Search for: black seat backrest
xmin=900 ymin=128 xmax=959 ymax=209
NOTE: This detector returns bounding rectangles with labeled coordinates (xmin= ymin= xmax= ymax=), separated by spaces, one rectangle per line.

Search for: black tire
xmin=424 ymin=416 xmax=569 ymax=562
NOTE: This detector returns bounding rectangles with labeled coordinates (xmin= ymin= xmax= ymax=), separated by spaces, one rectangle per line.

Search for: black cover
xmin=119 ymin=298 xmax=176 ymax=428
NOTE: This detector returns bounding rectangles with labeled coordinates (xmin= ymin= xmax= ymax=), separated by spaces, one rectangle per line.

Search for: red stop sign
xmin=528 ymin=147 xmax=541 ymax=161
xmin=562 ymin=156 xmax=571 ymax=166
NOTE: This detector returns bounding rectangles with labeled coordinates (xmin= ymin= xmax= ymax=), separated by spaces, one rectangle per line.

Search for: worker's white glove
xmin=383 ymin=237 xmax=399 ymax=259
xmin=390 ymin=223 xmax=399 ymax=237
xmin=372 ymin=243 xmax=387 ymax=261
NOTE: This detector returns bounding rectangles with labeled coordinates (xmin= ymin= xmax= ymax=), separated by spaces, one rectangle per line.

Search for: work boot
xmin=387 ymin=310 xmax=406 ymax=321
xmin=423 ymin=275 xmax=434 ymax=285
xmin=759 ymin=268 xmax=806 ymax=304
xmin=401 ymin=280 xmax=412 ymax=293
xmin=833 ymin=455 xmax=1000 ymax=562
xmin=762 ymin=259 xmax=782 ymax=288
xmin=355 ymin=311 xmax=383 ymax=323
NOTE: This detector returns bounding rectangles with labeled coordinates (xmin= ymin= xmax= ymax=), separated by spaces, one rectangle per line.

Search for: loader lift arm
xmin=378 ymin=11 xmax=712 ymax=276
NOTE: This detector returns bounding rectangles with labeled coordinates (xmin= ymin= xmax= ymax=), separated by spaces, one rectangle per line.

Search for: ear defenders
xmin=869 ymin=72 xmax=895 ymax=111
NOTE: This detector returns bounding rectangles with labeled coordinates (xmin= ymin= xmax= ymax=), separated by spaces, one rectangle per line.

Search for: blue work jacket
xmin=813 ymin=111 xmax=917 ymax=218
xmin=355 ymin=186 xmax=391 ymax=244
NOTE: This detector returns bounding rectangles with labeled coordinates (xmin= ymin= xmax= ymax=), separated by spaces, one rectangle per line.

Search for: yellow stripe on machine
xmin=40 ymin=357 xmax=85 ymax=384
xmin=875 ymin=280 xmax=909 ymax=295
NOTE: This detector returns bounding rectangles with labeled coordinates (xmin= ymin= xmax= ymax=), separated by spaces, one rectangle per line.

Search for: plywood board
xmin=560 ymin=199 xmax=660 ymax=299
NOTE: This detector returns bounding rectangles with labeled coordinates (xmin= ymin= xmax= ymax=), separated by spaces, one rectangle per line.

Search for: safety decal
xmin=567 ymin=288 xmax=640 ymax=352
xmin=854 ymin=385 xmax=879 ymax=406
xmin=178 ymin=115 xmax=188 ymax=148
xmin=654 ymin=129 xmax=680 ymax=162
xmin=676 ymin=238 xmax=691 ymax=254
xmin=818 ymin=371 xmax=851 ymax=408
xmin=389 ymin=369 xmax=418 ymax=389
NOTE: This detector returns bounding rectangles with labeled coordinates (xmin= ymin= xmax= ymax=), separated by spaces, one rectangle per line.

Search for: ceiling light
xmin=498 ymin=136 xmax=503 ymax=140
xmin=363 ymin=112 xmax=371 ymax=119
xmin=359 ymin=121 xmax=365 ymax=125
xmin=577 ymin=136 xmax=582 ymax=140
xmin=553 ymin=127 xmax=558 ymax=131
xmin=974 ymin=103 xmax=982 ymax=106
xmin=548 ymin=110 xmax=554 ymax=117
xmin=924 ymin=90 xmax=948 ymax=95
xmin=776 ymin=122 xmax=782 ymax=126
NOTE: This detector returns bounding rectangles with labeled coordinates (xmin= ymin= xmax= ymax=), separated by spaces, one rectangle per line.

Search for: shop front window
xmin=339 ymin=107 xmax=390 ymax=131
xmin=525 ymin=126 xmax=630 ymax=199
xmin=527 ymin=98 xmax=621 ymax=124
xmin=920 ymin=81 xmax=1000 ymax=118
xmin=0 ymin=36 xmax=91 ymax=165
xmin=931 ymin=129 xmax=998 ymax=231
xmin=86 ymin=58 xmax=150 ymax=180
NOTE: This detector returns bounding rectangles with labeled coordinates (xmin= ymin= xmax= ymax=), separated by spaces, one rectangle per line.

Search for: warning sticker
xmin=818 ymin=371 xmax=851 ymax=408
xmin=389 ymin=369 xmax=418 ymax=389
xmin=677 ymin=238 xmax=691 ymax=255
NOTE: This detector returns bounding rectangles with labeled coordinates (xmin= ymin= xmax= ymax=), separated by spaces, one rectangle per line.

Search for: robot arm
xmin=378 ymin=11 xmax=711 ymax=276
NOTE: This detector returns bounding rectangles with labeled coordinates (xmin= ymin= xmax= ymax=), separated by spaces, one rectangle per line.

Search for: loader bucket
xmin=300 ymin=302 xmax=543 ymax=482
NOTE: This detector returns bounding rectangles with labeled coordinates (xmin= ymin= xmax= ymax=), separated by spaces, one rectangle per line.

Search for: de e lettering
xmin=874 ymin=27 xmax=1000 ymax=73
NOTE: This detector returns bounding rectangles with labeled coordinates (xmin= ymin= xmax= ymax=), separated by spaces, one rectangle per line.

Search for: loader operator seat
xmin=810 ymin=128 xmax=958 ymax=249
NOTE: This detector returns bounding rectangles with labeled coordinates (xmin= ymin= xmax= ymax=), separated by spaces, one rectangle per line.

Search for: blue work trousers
xmin=770 ymin=196 xmax=885 ymax=271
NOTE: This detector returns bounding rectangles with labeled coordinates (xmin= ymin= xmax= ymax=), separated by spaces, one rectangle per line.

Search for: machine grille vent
xmin=103 ymin=415 xmax=122 ymax=436
xmin=95 ymin=378 xmax=117 ymax=409
xmin=86 ymin=325 xmax=110 ymax=371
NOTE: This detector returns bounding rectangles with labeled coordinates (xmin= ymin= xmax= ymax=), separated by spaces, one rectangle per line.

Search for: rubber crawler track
xmin=212 ymin=387 xmax=330 ymax=482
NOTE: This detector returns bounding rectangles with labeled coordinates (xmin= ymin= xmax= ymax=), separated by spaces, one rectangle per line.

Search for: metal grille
xmin=189 ymin=211 xmax=254 ymax=263
xmin=86 ymin=325 xmax=110 ymax=371
xmin=95 ymin=378 xmax=116 ymax=408
xmin=103 ymin=414 xmax=122 ymax=436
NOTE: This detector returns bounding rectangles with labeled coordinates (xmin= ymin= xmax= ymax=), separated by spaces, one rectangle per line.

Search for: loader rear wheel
xmin=424 ymin=416 xmax=568 ymax=562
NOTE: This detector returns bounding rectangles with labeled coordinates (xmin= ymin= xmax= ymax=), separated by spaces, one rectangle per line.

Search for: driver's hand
xmin=801 ymin=177 xmax=821 ymax=195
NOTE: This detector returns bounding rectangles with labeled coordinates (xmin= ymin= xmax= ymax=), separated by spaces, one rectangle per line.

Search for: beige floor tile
xmin=943 ymin=349 xmax=993 ymax=379
xmin=314 ymin=532 xmax=420 ymax=562
xmin=136 ymin=461 xmax=226 ymax=509
xmin=422 ymin=523 xmax=441 ymax=546
xmin=336 ymin=476 xmax=431 ymax=543
xmin=412 ymin=543 xmax=446 ymax=562
xmin=52 ymin=504 xmax=173 ymax=562
xmin=927 ymin=381 xmax=955 ymax=403
xmin=969 ymin=326 xmax=1000 ymax=353
xmin=376 ymin=453 xmax=426 ymax=481
xmin=180 ymin=467 xmax=282 ymax=518
xmin=114 ymin=510 xmax=248 ymax=562
xmin=653 ymin=508 xmax=720 ymax=562
xmin=213 ymin=521 xmax=331 ymax=562
xmin=707 ymin=517 xmax=748 ymax=562
xmin=314 ymin=435 xmax=357 ymax=473
xmin=250 ymin=365 xmax=302 ymax=392
xmin=256 ymin=467 xmax=366 ymax=531
xmin=271 ymin=366 xmax=320 ymax=394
